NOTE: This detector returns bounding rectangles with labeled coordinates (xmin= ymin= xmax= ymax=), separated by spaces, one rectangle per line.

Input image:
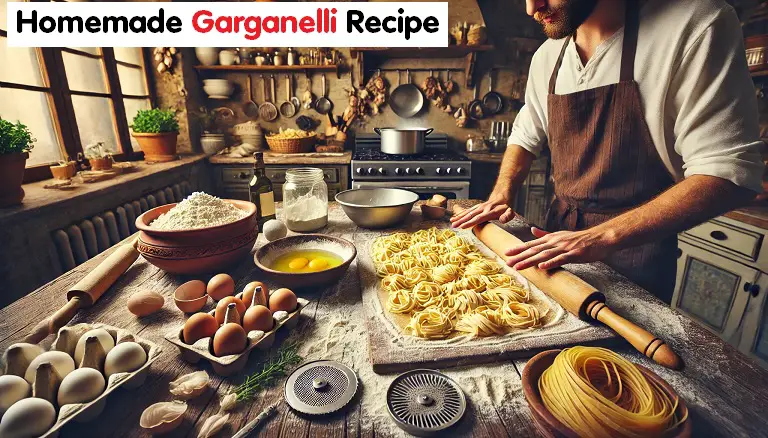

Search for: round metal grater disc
xmin=284 ymin=360 xmax=358 ymax=415
xmin=387 ymin=369 xmax=467 ymax=436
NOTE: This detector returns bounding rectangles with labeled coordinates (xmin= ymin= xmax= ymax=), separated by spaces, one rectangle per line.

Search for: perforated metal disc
xmin=387 ymin=369 xmax=466 ymax=436
xmin=285 ymin=360 xmax=358 ymax=415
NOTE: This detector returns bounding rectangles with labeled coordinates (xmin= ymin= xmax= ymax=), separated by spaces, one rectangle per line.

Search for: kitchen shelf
xmin=194 ymin=64 xmax=341 ymax=78
xmin=349 ymin=45 xmax=494 ymax=87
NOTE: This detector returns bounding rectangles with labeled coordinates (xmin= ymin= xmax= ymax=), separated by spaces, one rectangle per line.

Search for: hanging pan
xmin=243 ymin=74 xmax=259 ymax=119
xmin=468 ymin=83 xmax=485 ymax=120
xmin=258 ymin=74 xmax=278 ymax=121
xmin=482 ymin=70 xmax=504 ymax=115
xmin=280 ymin=74 xmax=297 ymax=118
xmin=390 ymin=69 xmax=424 ymax=118
xmin=314 ymin=73 xmax=333 ymax=115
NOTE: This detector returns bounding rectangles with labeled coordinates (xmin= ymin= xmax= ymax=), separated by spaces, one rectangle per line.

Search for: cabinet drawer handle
xmin=238 ymin=172 xmax=250 ymax=179
xmin=676 ymin=248 xmax=683 ymax=259
xmin=709 ymin=230 xmax=728 ymax=241
xmin=744 ymin=282 xmax=760 ymax=297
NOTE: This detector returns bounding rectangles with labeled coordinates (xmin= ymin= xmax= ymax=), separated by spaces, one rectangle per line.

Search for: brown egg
xmin=242 ymin=281 xmax=269 ymax=308
xmin=127 ymin=291 xmax=164 ymax=316
xmin=242 ymin=305 xmax=273 ymax=332
xmin=214 ymin=296 xmax=246 ymax=326
xmin=207 ymin=274 xmax=235 ymax=301
xmin=174 ymin=280 xmax=208 ymax=313
xmin=269 ymin=288 xmax=298 ymax=312
xmin=183 ymin=313 xmax=218 ymax=344
xmin=212 ymin=323 xmax=247 ymax=356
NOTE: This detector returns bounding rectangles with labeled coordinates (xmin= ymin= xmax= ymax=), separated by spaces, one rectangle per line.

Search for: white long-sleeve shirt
xmin=508 ymin=0 xmax=765 ymax=193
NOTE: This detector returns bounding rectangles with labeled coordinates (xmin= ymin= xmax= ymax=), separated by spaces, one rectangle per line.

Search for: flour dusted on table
xmin=151 ymin=192 xmax=248 ymax=230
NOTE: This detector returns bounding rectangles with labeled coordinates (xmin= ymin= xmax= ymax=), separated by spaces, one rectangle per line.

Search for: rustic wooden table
xmin=2 ymin=202 xmax=768 ymax=438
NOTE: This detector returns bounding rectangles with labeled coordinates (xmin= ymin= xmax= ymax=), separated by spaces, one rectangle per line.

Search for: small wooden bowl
xmin=174 ymin=280 xmax=209 ymax=313
xmin=522 ymin=350 xmax=691 ymax=438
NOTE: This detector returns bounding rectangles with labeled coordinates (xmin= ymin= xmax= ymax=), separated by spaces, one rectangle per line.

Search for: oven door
xmin=351 ymin=180 xmax=470 ymax=200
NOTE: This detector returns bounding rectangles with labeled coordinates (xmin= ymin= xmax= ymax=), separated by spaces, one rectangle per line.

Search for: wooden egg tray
xmin=1 ymin=323 xmax=161 ymax=438
xmin=165 ymin=296 xmax=309 ymax=376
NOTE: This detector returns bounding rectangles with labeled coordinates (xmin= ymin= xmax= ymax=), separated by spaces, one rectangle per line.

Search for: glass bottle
xmin=282 ymin=168 xmax=328 ymax=232
xmin=273 ymin=50 xmax=284 ymax=66
xmin=286 ymin=48 xmax=297 ymax=66
xmin=249 ymin=152 xmax=276 ymax=231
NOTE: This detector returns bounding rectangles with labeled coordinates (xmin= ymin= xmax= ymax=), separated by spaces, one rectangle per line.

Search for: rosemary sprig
xmin=234 ymin=342 xmax=303 ymax=402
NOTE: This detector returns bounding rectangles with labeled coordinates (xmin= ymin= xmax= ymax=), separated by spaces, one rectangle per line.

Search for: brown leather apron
xmin=545 ymin=2 xmax=677 ymax=303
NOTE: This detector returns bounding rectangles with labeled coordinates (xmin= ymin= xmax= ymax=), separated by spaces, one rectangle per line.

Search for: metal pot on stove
xmin=373 ymin=127 xmax=434 ymax=155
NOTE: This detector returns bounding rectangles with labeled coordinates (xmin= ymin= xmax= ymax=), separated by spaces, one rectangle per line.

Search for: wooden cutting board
xmin=357 ymin=219 xmax=617 ymax=374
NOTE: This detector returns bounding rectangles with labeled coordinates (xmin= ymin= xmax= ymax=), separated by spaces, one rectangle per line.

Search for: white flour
xmin=284 ymin=193 xmax=328 ymax=232
xmin=150 ymin=192 xmax=248 ymax=230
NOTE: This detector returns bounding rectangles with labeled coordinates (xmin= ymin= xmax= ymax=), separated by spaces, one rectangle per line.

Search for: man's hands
xmin=450 ymin=193 xmax=516 ymax=229
xmin=505 ymin=226 xmax=619 ymax=270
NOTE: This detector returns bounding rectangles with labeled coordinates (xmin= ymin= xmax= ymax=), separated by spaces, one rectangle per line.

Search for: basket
xmin=266 ymin=135 xmax=316 ymax=154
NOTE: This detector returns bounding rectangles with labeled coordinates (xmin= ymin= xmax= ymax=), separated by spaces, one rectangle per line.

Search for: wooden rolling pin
xmin=452 ymin=206 xmax=684 ymax=370
xmin=24 ymin=237 xmax=140 ymax=344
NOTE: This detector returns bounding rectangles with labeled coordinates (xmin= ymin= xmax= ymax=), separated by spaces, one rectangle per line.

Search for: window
xmin=0 ymin=1 xmax=154 ymax=182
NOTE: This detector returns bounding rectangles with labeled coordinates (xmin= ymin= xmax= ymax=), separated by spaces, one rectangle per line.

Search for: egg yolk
xmin=308 ymin=258 xmax=329 ymax=271
xmin=288 ymin=257 xmax=309 ymax=270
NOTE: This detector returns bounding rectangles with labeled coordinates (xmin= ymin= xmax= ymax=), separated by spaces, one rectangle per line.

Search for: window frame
xmin=0 ymin=26 xmax=155 ymax=182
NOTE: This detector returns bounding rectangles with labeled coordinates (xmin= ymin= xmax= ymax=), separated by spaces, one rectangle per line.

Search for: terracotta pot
xmin=50 ymin=161 xmax=77 ymax=180
xmin=132 ymin=132 xmax=179 ymax=163
xmin=89 ymin=157 xmax=113 ymax=171
xmin=0 ymin=152 xmax=28 ymax=207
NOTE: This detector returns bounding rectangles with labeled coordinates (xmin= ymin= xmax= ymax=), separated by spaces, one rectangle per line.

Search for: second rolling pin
xmin=453 ymin=206 xmax=683 ymax=370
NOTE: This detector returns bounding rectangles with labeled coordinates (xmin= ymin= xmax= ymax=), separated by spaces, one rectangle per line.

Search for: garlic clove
xmin=197 ymin=412 xmax=230 ymax=438
xmin=169 ymin=371 xmax=210 ymax=400
xmin=140 ymin=400 xmax=188 ymax=434
xmin=219 ymin=393 xmax=238 ymax=412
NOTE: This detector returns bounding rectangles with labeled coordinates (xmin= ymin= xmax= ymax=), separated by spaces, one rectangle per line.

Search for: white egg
xmin=74 ymin=329 xmax=115 ymax=365
xmin=0 ymin=397 xmax=56 ymax=438
xmin=104 ymin=342 xmax=147 ymax=378
xmin=263 ymin=219 xmax=288 ymax=242
xmin=57 ymin=367 xmax=106 ymax=406
xmin=0 ymin=375 xmax=30 ymax=416
xmin=2 ymin=343 xmax=44 ymax=377
xmin=24 ymin=351 xmax=75 ymax=384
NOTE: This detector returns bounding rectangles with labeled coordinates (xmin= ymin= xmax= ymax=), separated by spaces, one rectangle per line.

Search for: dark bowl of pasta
xmin=522 ymin=348 xmax=691 ymax=438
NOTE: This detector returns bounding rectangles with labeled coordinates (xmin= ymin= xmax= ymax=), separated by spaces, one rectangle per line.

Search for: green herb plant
xmin=130 ymin=109 xmax=179 ymax=134
xmin=234 ymin=342 xmax=303 ymax=402
xmin=0 ymin=118 xmax=35 ymax=155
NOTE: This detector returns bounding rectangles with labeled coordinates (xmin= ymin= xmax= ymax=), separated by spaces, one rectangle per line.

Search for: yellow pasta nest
xmin=373 ymin=227 xmax=547 ymax=339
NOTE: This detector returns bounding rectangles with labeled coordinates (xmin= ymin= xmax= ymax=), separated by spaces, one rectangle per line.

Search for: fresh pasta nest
xmin=373 ymin=227 xmax=547 ymax=339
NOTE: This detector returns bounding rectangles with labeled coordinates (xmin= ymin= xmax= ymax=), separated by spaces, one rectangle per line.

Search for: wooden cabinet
xmin=739 ymin=273 xmax=768 ymax=367
xmin=212 ymin=164 xmax=349 ymax=202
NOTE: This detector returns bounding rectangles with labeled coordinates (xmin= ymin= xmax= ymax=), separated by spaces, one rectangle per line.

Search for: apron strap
xmin=548 ymin=2 xmax=640 ymax=94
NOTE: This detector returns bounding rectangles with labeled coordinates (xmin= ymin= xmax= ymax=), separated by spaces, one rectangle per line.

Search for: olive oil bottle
xmin=249 ymin=152 xmax=276 ymax=231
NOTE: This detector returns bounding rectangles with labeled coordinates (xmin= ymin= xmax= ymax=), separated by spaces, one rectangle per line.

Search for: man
xmin=451 ymin=0 xmax=764 ymax=302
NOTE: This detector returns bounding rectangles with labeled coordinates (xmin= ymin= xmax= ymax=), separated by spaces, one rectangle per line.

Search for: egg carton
xmin=1 ymin=323 xmax=161 ymax=438
xmin=165 ymin=295 xmax=309 ymax=376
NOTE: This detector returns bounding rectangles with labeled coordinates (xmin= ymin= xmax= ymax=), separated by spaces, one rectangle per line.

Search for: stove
xmin=351 ymin=134 xmax=472 ymax=199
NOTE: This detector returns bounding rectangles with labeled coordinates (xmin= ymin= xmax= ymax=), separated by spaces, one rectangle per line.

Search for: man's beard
xmin=534 ymin=0 xmax=598 ymax=39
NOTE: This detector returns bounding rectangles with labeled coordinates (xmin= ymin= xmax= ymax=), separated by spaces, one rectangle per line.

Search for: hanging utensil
xmin=290 ymin=74 xmax=301 ymax=111
xmin=258 ymin=74 xmax=278 ymax=121
xmin=302 ymin=74 xmax=314 ymax=110
xmin=280 ymin=74 xmax=297 ymax=118
xmin=468 ymin=83 xmax=484 ymax=120
xmin=243 ymin=75 xmax=259 ymax=119
xmin=482 ymin=70 xmax=504 ymax=115
xmin=314 ymin=73 xmax=333 ymax=115
xmin=390 ymin=69 xmax=424 ymax=118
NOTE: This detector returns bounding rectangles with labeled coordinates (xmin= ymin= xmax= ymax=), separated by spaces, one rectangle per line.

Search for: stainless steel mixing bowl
xmin=335 ymin=188 xmax=419 ymax=229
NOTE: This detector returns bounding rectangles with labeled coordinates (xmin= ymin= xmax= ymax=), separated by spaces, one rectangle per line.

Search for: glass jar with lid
xmin=282 ymin=168 xmax=328 ymax=232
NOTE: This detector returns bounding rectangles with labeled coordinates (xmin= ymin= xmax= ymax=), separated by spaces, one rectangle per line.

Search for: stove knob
xmin=378 ymin=167 xmax=387 ymax=176
xmin=415 ymin=167 xmax=424 ymax=175
xmin=394 ymin=168 xmax=402 ymax=175
xmin=456 ymin=167 xmax=466 ymax=175
xmin=435 ymin=168 xmax=442 ymax=175
xmin=405 ymin=168 xmax=412 ymax=175
xmin=356 ymin=168 xmax=364 ymax=175
xmin=367 ymin=167 xmax=376 ymax=175
xmin=445 ymin=168 xmax=452 ymax=175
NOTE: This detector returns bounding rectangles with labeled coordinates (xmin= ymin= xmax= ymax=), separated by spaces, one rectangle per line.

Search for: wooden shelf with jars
xmin=349 ymin=45 xmax=494 ymax=87
xmin=194 ymin=64 xmax=341 ymax=78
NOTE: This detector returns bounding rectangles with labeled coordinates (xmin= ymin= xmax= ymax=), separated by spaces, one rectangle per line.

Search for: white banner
xmin=6 ymin=2 xmax=449 ymax=48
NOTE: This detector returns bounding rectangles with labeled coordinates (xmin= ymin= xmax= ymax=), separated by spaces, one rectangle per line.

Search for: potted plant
xmin=131 ymin=108 xmax=180 ymax=162
xmin=0 ymin=118 xmax=34 ymax=207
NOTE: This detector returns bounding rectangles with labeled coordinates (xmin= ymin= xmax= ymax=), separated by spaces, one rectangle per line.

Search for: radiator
xmin=52 ymin=182 xmax=192 ymax=272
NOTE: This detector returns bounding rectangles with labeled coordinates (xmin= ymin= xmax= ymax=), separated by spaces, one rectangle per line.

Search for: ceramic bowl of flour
xmin=135 ymin=199 xmax=258 ymax=274
xmin=254 ymin=234 xmax=357 ymax=290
